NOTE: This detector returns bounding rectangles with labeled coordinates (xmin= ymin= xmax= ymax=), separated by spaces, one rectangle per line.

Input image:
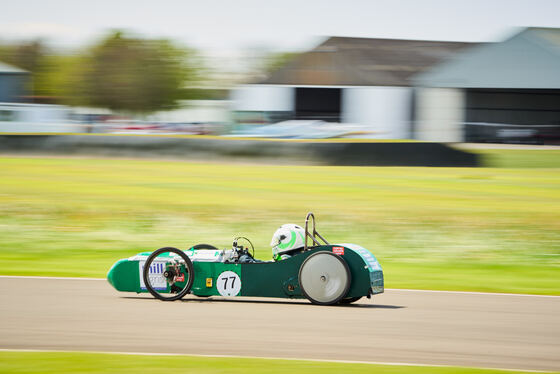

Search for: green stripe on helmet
xmin=277 ymin=230 xmax=296 ymax=250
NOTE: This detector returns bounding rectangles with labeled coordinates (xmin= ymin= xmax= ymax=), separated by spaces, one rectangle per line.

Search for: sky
xmin=1 ymin=0 xmax=560 ymax=55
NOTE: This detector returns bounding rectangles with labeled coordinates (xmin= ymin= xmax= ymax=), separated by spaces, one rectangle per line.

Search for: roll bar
xmin=304 ymin=212 xmax=330 ymax=251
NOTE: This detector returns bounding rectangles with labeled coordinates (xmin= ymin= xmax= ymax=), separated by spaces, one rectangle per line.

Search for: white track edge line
xmin=384 ymin=288 xmax=560 ymax=298
xmin=0 ymin=349 xmax=551 ymax=373
xmin=1 ymin=275 xmax=558 ymax=298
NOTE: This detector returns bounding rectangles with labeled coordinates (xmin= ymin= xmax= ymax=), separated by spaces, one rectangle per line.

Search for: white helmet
xmin=271 ymin=224 xmax=305 ymax=260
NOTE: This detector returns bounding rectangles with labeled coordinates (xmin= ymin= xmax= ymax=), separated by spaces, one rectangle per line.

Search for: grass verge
xmin=0 ymin=154 xmax=558 ymax=294
xmin=474 ymin=149 xmax=560 ymax=168
xmin=0 ymin=352 xmax=551 ymax=374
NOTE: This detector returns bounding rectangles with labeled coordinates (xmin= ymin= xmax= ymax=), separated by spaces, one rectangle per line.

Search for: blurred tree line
xmin=0 ymin=31 xmax=204 ymax=114
xmin=261 ymin=51 xmax=298 ymax=75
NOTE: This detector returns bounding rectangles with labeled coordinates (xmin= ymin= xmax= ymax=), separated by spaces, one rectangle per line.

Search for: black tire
xmin=298 ymin=251 xmax=351 ymax=305
xmin=191 ymin=244 xmax=218 ymax=250
xmin=143 ymin=247 xmax=194 ymax=301
xmin=339 ymin=296 xmax=362 ymax=304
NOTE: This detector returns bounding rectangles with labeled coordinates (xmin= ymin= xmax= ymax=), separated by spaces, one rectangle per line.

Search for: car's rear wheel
xmin=298 ymin=251 xmax=350 ymax=305
xmin=191 ymin=244 xmax=218 ymax=250
xmin=143 ymin=247 xmax=194 ymax=301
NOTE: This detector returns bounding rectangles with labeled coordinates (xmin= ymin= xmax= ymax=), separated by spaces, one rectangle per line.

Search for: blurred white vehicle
xmin=226 ymin=120 xmax=370 ymax=139
xmin=0 ymin=103 xmax=84 ymax=133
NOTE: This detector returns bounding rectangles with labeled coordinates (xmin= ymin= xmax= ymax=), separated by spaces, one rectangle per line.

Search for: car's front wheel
xmin=143 ymin=247 xmax=194 ymax=301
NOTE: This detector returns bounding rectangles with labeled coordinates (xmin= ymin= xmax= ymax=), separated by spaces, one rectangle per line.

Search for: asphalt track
xmin=1 ymin=277 xmax=558 ymax=372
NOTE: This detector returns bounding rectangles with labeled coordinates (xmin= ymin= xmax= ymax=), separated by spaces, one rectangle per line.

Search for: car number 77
xmin=221 ymin=276 xmax=236 ymax=289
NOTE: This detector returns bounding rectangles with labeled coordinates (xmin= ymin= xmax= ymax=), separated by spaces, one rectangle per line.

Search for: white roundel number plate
xmin=216 ymin=271 xmax=241 ymax=297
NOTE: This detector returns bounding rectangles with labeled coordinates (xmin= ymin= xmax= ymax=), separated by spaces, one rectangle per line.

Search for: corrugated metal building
xmin=413 ymin=27 xmax=560 ymax=143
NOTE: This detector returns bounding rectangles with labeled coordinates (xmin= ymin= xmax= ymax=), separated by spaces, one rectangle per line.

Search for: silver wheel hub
xmin=300 ymin=253 xmax=349 ymax=304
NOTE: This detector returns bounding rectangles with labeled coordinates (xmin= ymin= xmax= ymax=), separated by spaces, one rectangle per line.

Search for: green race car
xmin=107 ymin=213 xmax=383 ymax=305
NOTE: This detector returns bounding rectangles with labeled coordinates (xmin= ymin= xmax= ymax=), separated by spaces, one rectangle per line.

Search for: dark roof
xmin=259 ymin=37 xmax=476 ymax=86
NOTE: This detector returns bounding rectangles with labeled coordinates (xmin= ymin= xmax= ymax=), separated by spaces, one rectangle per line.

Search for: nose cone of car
xmin=107 ymin=259 xmax=140 ymax=292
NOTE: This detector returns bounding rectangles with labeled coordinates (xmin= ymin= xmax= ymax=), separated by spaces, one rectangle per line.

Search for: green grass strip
xmin=0 ymin=351 xmax=551 ymax=374
xmin=473 ymin=149 xmax=560 ymax=168
xmin=0 ymin=155 xmax=558 ymax=294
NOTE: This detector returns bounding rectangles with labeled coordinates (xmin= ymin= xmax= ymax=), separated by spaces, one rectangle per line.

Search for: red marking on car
xmin=176 ymin=273 xmax=185 ymax=282
xmin=333 ymin=247 xmax=344 ymax=255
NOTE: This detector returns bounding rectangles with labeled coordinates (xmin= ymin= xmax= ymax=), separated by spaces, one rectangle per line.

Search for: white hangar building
xmin=232 ymin=37 xmax=473 ymax=139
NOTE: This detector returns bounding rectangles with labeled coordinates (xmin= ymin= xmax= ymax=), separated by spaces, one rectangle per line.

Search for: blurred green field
xmin=472 ymin=148 xmax=560 ymax=168
xmin=0 ymin=151 xmax=559 ymax=294
xmin=0 ymin=352 xmax=550 ymax=374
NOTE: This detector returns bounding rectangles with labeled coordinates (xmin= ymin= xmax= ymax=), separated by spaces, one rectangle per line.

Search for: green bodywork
xmin=107 ymin=244 xmax=384 ymax=300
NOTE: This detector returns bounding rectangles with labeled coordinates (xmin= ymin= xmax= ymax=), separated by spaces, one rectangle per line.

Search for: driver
xmin=270 ymin=224 xmax=305 ymax=261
